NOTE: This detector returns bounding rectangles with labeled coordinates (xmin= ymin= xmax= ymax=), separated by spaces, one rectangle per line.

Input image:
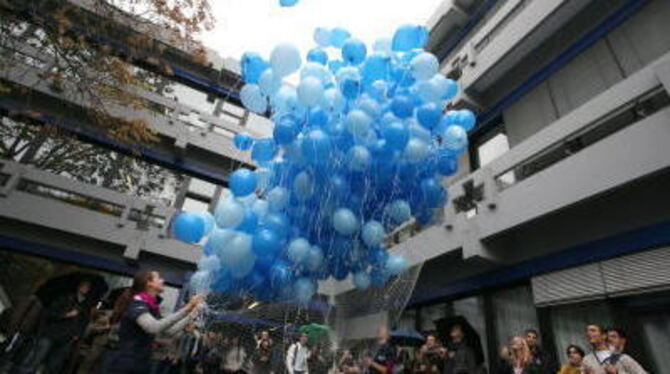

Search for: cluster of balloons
xmin=173 ymin=24 xmax=474 ymax=305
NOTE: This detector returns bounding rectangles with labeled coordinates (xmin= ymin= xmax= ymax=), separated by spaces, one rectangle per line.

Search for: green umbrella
xmin=299 ymin=323 xmax=330 ymax=344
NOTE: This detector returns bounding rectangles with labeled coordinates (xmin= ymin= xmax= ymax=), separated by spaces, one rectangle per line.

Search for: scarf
xmin=136 ymin=291 xmax=160 ymax=312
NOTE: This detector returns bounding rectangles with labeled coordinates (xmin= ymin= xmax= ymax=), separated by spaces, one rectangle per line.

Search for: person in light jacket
xmin=286 ymin=333 xmax=311 ymax=374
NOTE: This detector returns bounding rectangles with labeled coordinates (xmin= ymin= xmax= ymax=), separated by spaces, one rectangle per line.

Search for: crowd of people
xmin=0 ymin=269 xmax=652 ymax=374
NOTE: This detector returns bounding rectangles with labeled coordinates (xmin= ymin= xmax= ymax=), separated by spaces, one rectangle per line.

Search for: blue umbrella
xmin=391 ymin=329 xmax=425 ymax=346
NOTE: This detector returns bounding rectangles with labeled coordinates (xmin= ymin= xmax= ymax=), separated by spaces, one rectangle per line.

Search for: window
xmin=188 ymin=178 xmax=217 ymax=199
xmin=181 ymin=197 xmax=209 ymax=212
xmin=468 ymin=117 xmax=509 ymax=171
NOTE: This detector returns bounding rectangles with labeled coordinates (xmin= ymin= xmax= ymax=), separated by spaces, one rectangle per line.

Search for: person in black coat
xmin=17 ymin=280 xmax=92 ymax=374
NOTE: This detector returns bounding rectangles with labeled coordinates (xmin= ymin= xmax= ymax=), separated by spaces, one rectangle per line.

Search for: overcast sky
xmin=200 ymin=0 xmax=445 ymax=61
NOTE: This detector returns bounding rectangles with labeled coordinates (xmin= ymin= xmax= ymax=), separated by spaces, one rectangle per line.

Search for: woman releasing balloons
xmin=175 ymin=24 xmax=473 ymax=304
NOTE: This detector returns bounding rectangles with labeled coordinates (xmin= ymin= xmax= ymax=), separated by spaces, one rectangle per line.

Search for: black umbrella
xmin=35 ymin=272 xmax=109 ymax=306
xmin=391 ymin=329 xmax=426 ymax=346
xmin=435 ymin=316 xmax=485 ymax=365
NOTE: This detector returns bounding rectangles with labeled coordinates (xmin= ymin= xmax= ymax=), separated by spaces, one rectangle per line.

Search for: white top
xmin=286 ymin=342 xmax=310 ymax=374
xmin=595 ymin=349 xmax=612 ymax=364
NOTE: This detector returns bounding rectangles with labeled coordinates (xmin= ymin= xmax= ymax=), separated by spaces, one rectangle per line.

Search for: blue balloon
xmin=294 ymin=277 xmax=316 ymax=304
xmin=381 ymin=121 xmax=410 ymax=150
xmin=348 ymin=145 xmax=371 ymax=171
xmin=229 ymin=168 xmax=258 ymax=197
xmin=236 ymin=209 xmax=259 ymax=233
xmin=430 ymin=75 xmax=458 ymax=100
xmin=410 ymin=52 xmax=439 ymax=81
xmin=172 ymin=212 xmax=205 ymax=243
xmin=252 ymin=138 xmax=277 ymax=162
xmin=240 ymin=52 xmax=269 ymax=84
xmin=208 ymin=228 xmax=236 ymax=255
xmin=370 ymin=267 xmax=389 ymax=287
xmin=314 ymin=27 xmax=331 ymax=47
xmin=270 ymin=262 xmax=293 ymax=287
xmin=288 ymin=238 xmax=310 ymax=264
xmin=214 ymin=198 xmax=245 ymax=228
xmin=252 ymin=228 xmax=282 ymax=256
xmin=437 ymin=148 xmax=458 ymax=176
xmin=392 ymin=24 xmax=429 ymax=51
xmin=240 ymin=84 xmax=268 ymax=114
xmin=362 ymin=53 xmax=391 ymax=84
xmin=385 ymin=254 xmax=408 ymax=276
xmin=259 ymin=69 xmax=281 ymax=96
xmin=297 ymin=76 xmax=324 ymax=107
xmin=387 ymin=200 xmax=411 ymax=223
xmin=353 ymin=271 xmax=371 ymax=290
xmin=362 ymin=220 xmax=385 ymax=248
xmin=231 ymin=251 xmax=256 ymax=279
xmin=332 ymin=208 xmax=359 ymax=235
xmin=391 ymin=95 xmax=414 ymax=119
xmin=342 ymin=38 xmax=367 ymax=65
xmin=442 ymin=125 xmax=468 ymax=152
xmin=328 ymin=59 xmax=345 ymax=74
xmin=234 ymin=132 xmax=254 ymax=151
xmin=419 ymin=177 xmax=444 ymax=207
xmin=417 ymin=103 xmax=442 ymax=130
xmin=263 ymin=212 xmax=290 ymax=239
xmin=279 ymin=0 xmax=299 ymax=6
xmin=307 ymin=47 xmax=328 ymax=65
xmin=252 ymin=198 xmax=269 ymax=218
xmin=456 ymin=109 xmax=477 ymax=131
xmin=273 ymin=116 xmax=300 ymax=145
xmin=336 ymin=66 xmax=362 ymax=99
xmin=301 ymin=129 xmax=332 ymax=162
xmin=270 ymin=43 xmax=302 ymax=77
xmin=221 ymin=233 xmax=253 ymax=267
xmin=308 ymin=107 xmax=329 ymax=127
xmin=330 ymin=27 xmax=351 ymax=48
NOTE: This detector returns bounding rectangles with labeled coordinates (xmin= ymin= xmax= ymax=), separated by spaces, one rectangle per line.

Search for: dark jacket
xmin=443 ymin=343 xmax=478 ymax=374
xmin=495 ymin=360 xmax=542 ymax=374
xmin=40 ymin=293 xmax=90 ymax=343
xmin=530 ymin=346 xmax=558 ymax=374
xmin=107 ymin=298 xmax=161 ymax=374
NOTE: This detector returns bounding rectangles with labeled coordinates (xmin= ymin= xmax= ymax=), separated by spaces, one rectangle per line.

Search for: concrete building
xmin=375 ymin=0 xmax=670 ymax=371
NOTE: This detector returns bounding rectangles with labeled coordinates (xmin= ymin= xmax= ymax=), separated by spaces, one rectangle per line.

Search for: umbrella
xmin=435 ymin=316 xmax=485 ymax=365
xmin=35 ymin=272 xmax=109 ymax=307
xmin=299 ymin=323 xmax=330 ymax=344
xmin=391 ymin=329 xmax=426 ymax=346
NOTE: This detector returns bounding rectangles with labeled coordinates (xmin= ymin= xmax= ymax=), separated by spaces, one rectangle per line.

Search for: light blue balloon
xmin=270 ymin=43 xmax=302 ymax=77
xmin=252 ymin=198 xmax=269 ymax=219
xmin=410 ymin=52 xmax=439 ymax=81
xmin=314 ymin=27 xmax=331 ymax=47
xmin=229 ymin=168 xmax=258 ymax=197
xmin=198 ymin=255 xmax=220 ymax=272
xmin=293 ymin=171 xmax=314 ymax=200
xmin=301 ymin=129 xmax=332 ymax=161
xmin=297 ymin=76 xmax=324 ymax=107
xmin=279 ymin=0 xmax=299 ymax=6
xmin=417 ymin=102 xmax=442 ymax=130
xmin=273 ymin=85 xmax=298 ymax=114
xmin=356 ymin=97 xmax=382 ymax=119
xmin=259 ymin=69 xmax=281 ymax=96
xmin=404 ymin=137 xmax=429 ymax=163
xmin=353 ymin=271 xmax=371 ymax=290
xmin=172 ymin=212 xmax=205 ymax=243
xmin=307 ymin=246 xmax=324 ymax=272
xmin=294 ymin=277 xmax=316 ymax=304
xmin=198 ymin=211 xmax=215 ymax=236
xmin=221 ymin=232 xmax=253 ymax=267
xmin=214 ymin=198 xmax=245 ymax=228
xmin=367 ymin=79 xmax=388 ymax=101
xmin=410 ymin=122 xmax=433 ymax=143
xmin=322 ymin=88 xmax=346 ymax=113
xmin=240 ymin=84 xmax=268 ymax=114
xmin=362 ymin=220 xmax=386 ymax=248
xmin=387 ymin=200 xmax=411 ymax=223
xmin=385 ymin=254 xmax=408 ymax=276
xmin=307 ymin=47 xmax=328 ymax=65
xmin=332 ymin=208 xmax=359 ymax=235
xmin=301 ymin=62 xmax=333 ymax=85
xmin=345 ymin=109 xmax=372 ymax=139
xmin=416 ymin=79 xmax=442 ymax=103
xmin=330 ymin=27 xmax=351 ymax=48
xmin=189 ymin=270 xmax=212 ymax=294
xmin=442 ymin=125 xmax=468 ymax=152
xmin=208 ymin=228 xmax=237 ymax=256
xmin=342 ymin=38 xmax=367 ymax=65
xmin=392 ymin=24 xmax=429 ymax=51
xmin=231 ymin=251 xmax=256 ymax=279
xmin=266 ymin=186 xmax=289 ymax=211
xmin=234 ymin=132 xmax=254 ymax=151
xmin=288 ymin=238 xmax=310 ymax=264
xmin=430 ymin=74 xmax=458 ymax=100
xmin=372 ymin=37 xmax=392 ymax=53
xmin=348 ymin=145 xmax=371 ymax=171
xmin=240 ymin=52 xmax=269 ymax=84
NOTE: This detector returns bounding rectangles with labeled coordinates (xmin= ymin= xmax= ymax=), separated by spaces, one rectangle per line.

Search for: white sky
xmin=200 ymin=0 xmax=445 ymax=61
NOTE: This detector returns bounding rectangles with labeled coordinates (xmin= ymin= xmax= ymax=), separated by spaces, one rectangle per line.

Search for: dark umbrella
xmin=391 ymin=329 xmax=426 ymax=346
xmin=435 ymin=316 xmax=485 ymax=365
xmin=35 ymin=272 xmax=109 ymax=306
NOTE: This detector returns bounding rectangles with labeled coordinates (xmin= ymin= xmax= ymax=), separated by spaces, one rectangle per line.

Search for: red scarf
xmin=136 ymin=291 xmax=160 ymax=312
